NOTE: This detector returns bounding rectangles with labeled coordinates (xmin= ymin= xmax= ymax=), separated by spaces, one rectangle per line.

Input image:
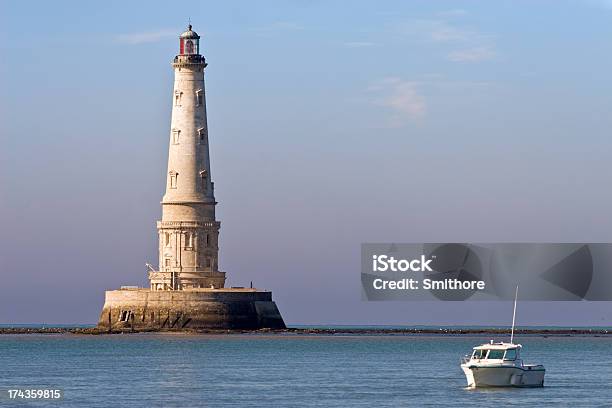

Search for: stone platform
xmin=97 ymin=288 xmax=285 ymax=331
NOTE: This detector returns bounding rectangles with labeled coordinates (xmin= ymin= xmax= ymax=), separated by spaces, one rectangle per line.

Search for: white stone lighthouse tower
xmin=150 ymin=25 xmax=225 ymax=290
xmin=97 ymin=25 xmax=285 ymax=330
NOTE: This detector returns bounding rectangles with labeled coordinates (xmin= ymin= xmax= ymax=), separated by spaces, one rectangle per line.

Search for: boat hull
xmin=461 ymin=364 xmax=545 ymax=388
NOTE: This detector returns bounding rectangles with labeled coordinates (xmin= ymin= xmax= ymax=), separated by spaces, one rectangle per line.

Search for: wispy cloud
xmin=343 ymin=41 xmax=377 ymax=48
xmin=367 ymin=77 xmax=496 ymax=126
xmin=115 ymin=29 xmax=177 ymax=45
xmin=398 ymin=18 xmax=497 ymax=63
xmin=447 ymin=46 xmax=496 ymax=62
xmin=369 ymin=78 xmax=426 ymax=125
xmin=401 ymin=19 xmax=470 ymax=42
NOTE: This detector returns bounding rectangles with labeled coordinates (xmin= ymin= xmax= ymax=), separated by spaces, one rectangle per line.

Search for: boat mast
xmin=510 ymin=285 xmax=519 ymax=344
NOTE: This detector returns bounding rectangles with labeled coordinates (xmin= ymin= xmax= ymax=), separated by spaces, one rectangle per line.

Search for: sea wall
xmin=97 ymin=289 xmax=286 ymax=331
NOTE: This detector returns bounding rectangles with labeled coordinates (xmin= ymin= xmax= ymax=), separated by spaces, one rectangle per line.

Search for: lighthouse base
xmin=97 ymin=288 xmax=286 ymax=331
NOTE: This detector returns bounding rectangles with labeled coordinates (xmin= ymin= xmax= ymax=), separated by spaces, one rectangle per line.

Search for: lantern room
xmin=179 ymin=25 xmax=200 ymax=55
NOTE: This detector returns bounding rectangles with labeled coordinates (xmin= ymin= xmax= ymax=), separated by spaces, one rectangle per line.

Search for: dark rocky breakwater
xmin=1 ymin=327 xmax=610 ymax=336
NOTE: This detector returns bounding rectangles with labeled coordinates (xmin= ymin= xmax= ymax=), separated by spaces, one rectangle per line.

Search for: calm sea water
xmin=1 ymin=333 xmax=611 ymax=407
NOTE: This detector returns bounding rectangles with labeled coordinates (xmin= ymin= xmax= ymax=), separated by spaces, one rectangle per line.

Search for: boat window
xmin=472 ymin=349 xmax=486 ymax=359
xmin=487 ymin=350 xmax=504 ymax=359
xmin=504 ymin=349 xmax=517 ymax=360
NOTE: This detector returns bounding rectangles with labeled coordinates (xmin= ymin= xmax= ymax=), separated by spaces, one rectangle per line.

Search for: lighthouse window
xmin=206 ymin=234 xmax=210 ymax=247
xmin=185 ymin=233 xmax=193 ymax=248
xmin=164 ymin=233 xmax=170 ymax=246
xmin=169 ymin=171 xmax=178 ymax=189
xmin=197 ymin=128 xmax=205 ymax=143
xmin=172 ymin=129 xmax=180 ymax=144
xmin=195 ymin=90 xmax=203 ymax=106
xmin=174 ymin=91 xmax=182 ymax=106
xmin=119 ymin=310 xmax=132 ymax=322
xmin=199 ymin=170 xmax=208 ymax=191
xmin=185 ymin=40 xmax=194 ymax=54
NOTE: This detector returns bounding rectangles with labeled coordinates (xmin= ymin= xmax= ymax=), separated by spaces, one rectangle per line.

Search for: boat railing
xmin=460 ymin=355 xmax=471 ymax=365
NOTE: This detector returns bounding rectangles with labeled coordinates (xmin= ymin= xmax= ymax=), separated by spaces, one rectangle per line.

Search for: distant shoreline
xmin=1 ymin=327 xmax=611 ymax=336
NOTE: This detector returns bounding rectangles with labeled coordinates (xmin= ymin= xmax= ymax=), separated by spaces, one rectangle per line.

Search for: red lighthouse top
xmin=179 ymin=24 xmax=200 ymax=55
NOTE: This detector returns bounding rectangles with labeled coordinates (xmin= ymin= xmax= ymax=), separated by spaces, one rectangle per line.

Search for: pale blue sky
xmin=1 ymin=1 xmax=612 ymax=325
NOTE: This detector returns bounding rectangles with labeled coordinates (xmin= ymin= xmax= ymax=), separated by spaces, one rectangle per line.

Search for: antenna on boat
xmin=510 ymin=285 xmax=519 ymax=344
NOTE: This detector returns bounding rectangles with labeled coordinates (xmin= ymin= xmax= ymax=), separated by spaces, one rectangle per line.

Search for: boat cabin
xmin=471 ymin=342 xmax=521 ymax=361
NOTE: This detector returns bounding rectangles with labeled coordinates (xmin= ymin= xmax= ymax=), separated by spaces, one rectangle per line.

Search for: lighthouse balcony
xmin=173 ymin=54 xmax=207 ymax=67
xmin=149 ymin=270 xmax=226 ymax=290
xmin=157 ymin=220 xmax=220 ymax=229
xmin=148 ymin=270 xmax=225 ymax=279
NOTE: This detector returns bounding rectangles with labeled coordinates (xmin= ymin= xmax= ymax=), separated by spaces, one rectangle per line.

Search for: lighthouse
xmin=151 ymin=25 xmax=225 ymax=291
xmin=97 ymin=26 xmax=285 ymax=331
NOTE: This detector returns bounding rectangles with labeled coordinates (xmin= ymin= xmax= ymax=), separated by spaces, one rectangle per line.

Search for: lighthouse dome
xmin=180 ymin=25 xmax=200 ymax=39
xmin=178 ymin=24 xmax=201 ymax=56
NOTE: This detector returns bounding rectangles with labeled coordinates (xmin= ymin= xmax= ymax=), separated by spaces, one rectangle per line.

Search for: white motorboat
xmin=460 ymin=341 xmax=545 ymax=387
xmin=460 ymin=286 xmax=545 ymax=388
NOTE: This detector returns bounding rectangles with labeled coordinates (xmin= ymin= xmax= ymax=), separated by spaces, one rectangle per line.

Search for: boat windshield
xmin=472 ymin=349 xmax=507 ymax=359
xmin=487 ymin=350 xmax=504 ymax=359
xmin=472 ymin=349 xmax=486 ymax=359
xmin=503 ymin=349 xmax=517 ymax=360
